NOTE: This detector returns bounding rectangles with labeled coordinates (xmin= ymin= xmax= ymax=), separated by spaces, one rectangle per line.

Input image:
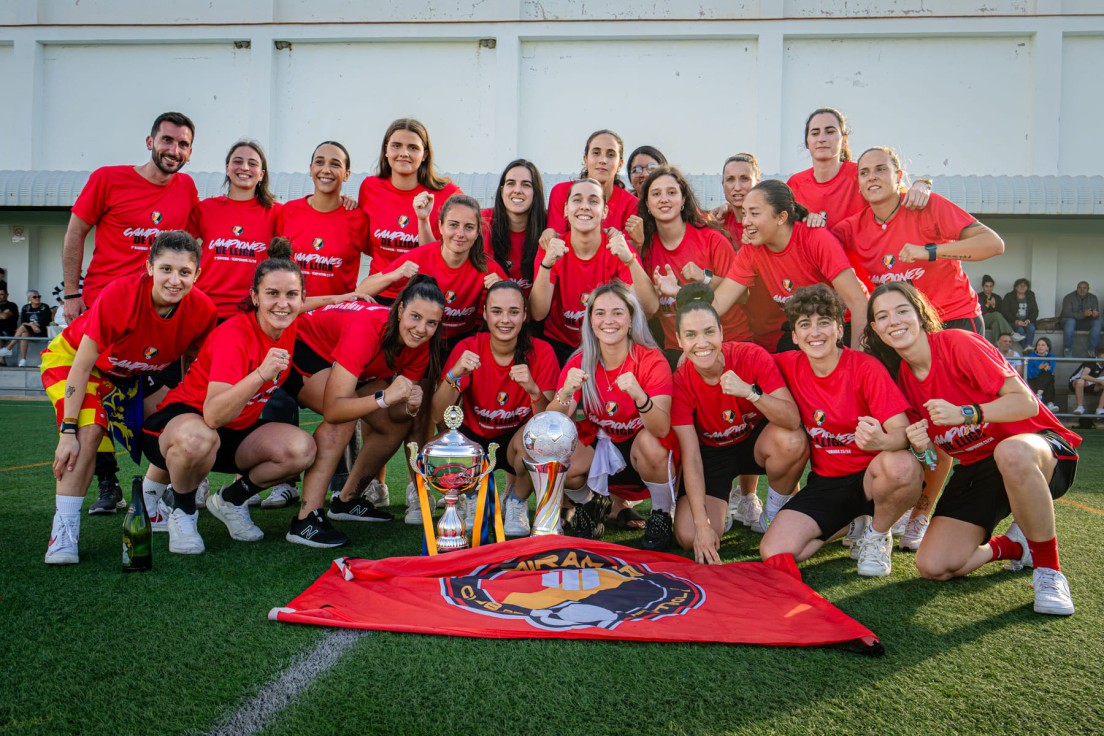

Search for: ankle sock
xmin=565 ymin=486 xmax=593 ymax=505
xmin=644 ymin=479 xmax=674 ymax=514
xmin=221 ymin=475 xmax=262 ymax=505
xmin=171 ymin=487 xmax=197 ymax=515
xmin=987 ymin=534 xmax=1024 ymax=562
xmin=1027 ymin=536 xmax=1060 ymax=571
xmin=56 ymin=495 xmax=84 ymax=517
xmin=142 ymin=478 xmax=167 ymax=504
xmin=765 ymin=487 xmax=789 ymax=519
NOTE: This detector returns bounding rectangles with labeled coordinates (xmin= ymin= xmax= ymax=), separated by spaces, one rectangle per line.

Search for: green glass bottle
xmin=122 ymin=476 xmax=152 ymax=572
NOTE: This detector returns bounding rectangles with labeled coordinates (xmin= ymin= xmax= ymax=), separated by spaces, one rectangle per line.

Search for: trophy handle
xmin=484 ymin=442 xmax=499 ymax=479
xmin=406 ymin=441 xmax=421 ymax=475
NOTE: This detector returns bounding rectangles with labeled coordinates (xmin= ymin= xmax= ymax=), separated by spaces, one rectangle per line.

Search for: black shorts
xmin=932 ymin=429 xmax=1078 ymax=538
xmin=142 ymin=402 xmax=273 ymax=475
xmin=546 ymin=337 xmax=579 ymax=368
xmin=782 ymin=469 xmax=873 ymax=541
xmin=458 ymin=423 xmax=518 ymax=475
xmin=1069 ymin=374 xmax=1103 ymax=394
xmin=144 ymin=359 xmax=183 ymax=394
xmin=943 ymin=315 xmax=984 ymax=334
xmin=282 ymin=339 xmax=333 ymax=399
xmin=679 ymin=422 xmax=767 ymax=501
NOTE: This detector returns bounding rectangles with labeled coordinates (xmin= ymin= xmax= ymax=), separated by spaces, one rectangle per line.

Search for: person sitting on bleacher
xmin=1059 ymin=281 xmax=1101 ymax=358
xmin=0 ymin=289 xmax=52 ymax=367
xmin=1001 ymin=278 xmax=1038 ymax=348
xmin=1069 ymin=346 xmax=1104 ymax=416
xmin=0 ymin=286 xmax=17 ymax=366
xmin=996 ymin=332 xmax=1023 ymax=372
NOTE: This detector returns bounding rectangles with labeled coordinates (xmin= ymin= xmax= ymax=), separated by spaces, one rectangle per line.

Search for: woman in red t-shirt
xmin=519 ymin=281 xmax=675 ymax=548
xmin=530 ymin=178 xmax=658 ymax=364
xmin=865 ymin=282 xmax=1080 ymax=616
xmin=481 ymin=159 xmax=547 ymax=297
xmin=713 ymin=180 xmax=869 ymax=350
xmin=429 ymin=281 xmax=558 ymax=537
xmin=283 ymin=275 xmax=445 ymax=548
xmin=669 ymin=284 xmax=808 ymax=564
xmin=543 ymin=129 xmax=640 ymax=245
xmin=43 ymin=231 xmax=216 ymax=566
xmin=359 ymin=118 xmax=462 ymax=298
xmin=139 ymin=243 xmax=315 ymax=557
xmin=625 ymin=144 xmax=667 ymax=197
xmin=638 ymin=165 xmax=751 ymax=361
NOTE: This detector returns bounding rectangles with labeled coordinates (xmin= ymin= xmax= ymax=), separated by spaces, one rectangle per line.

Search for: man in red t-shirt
xmin=61 ymin=112 xmax=200 ymax=513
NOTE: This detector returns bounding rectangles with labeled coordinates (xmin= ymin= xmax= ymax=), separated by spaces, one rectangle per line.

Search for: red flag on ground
xmin=270 ymin=536 xmax=881 ymax=653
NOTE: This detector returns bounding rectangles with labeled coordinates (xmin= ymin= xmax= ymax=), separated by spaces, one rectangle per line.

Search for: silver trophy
xmin=408 ymin=405 xmax=497 ymax=552
xmin=521 ymin=411 xmax=578 ymax=536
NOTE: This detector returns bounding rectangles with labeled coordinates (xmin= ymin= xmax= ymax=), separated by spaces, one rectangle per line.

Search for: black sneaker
xmin=88 ymin=476 xmax=124 ymax=515
xmin=286 ymin=510 xmax=350 ymax=548
xmin=327 ymin=494 xmax=393 ymax=523
xmin=566 ymin=494 xmax=611 ymax=540
xmin=641 ymin=510 xmax=673 ymax=551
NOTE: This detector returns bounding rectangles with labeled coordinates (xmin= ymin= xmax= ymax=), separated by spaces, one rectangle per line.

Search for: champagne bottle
xmin=122 ymin=476 xmax=152 ymax=572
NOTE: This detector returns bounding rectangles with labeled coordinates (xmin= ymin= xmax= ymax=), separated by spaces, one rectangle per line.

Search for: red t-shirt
xmin=774 ymin=348 xmax=910 ymax=477
xmin=787 ymin=161 xmax=866 ymax=225
xmin=671 ymin=342 xmax=786 ymax=447
xmin=383 ymin=244 xmax=507 ymax=341
xmin=161 ymin=311 xmax=296 ymax=430
xmin=72 ymin=166 xmax=200 ymax=306
xmin=721 ymin=213 xmax=786 ymax=350
xmin=558 ymin=344 xmax=673 ymax=445
xmin=641 ymin=224 xmax=751 ymax=347
xmin=481 ymin=209 xmax=533 ymax=295
xmin=192 ymin=196 xmax=282 ymax=318
xmin=896 ymin=330 xmax=1081 ymax=465
xmin=62 ymin=272 xmax=216 ymax=380
xmin=727 ymin=222 xmax=855 ymax=309
xmin=442 ymin=332 xmax=559 ymax=439
xmin=275 ymin=197 xmax=370 ymax=298
xmin=358 ymin=176 xmax=462 ymax=288
xmin=831 ymin=193 xmax=980 ymax=322
xmin=296 ymin=301 xmax=429 ymax=383
xmin=537 ymin=231 xmax=636 ymax=347
xmin=546 ymin=182 xmax=638 ymax=235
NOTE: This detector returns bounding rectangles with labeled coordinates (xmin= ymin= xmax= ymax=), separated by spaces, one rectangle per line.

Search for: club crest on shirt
xmin=580 ymin=292 xmax=591 ymax=305
xmin=722 ymin=409 xmax=736 ymax=423
xmin=398 ymin=215 xmax=410 ymax=228
xmin=882 ymin=254 xmax=895 ymax=268
xmin=445 ymin=290 xmax=457 ymax=304
xmin=605 ymin=401 xmax=619 ymax=417
xmin=143 ymin=346 xmax=159 ymax=360
xmin=311 ymin=238 xmax=324 ymax=251
xmin=150 ymin=211 xmax=163 ymax=225
xmin=781 ymin=278 xmax=793 ymax=292
xmin=813 ymin=409 xmax=826 ymax=425
xmin=496 ymin=391 xmax=509 ymax=406
xmin=232 ymin=225 xmax=245 ymax=236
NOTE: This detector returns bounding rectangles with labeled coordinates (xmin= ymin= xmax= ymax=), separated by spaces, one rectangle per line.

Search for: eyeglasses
xmin=29 ymin=295 xmax=41 ymax=299
xmin=630 ymin=162 xmax=660 ymax=175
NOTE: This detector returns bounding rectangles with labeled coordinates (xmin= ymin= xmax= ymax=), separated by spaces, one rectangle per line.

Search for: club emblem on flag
xmin=605 ymin=401 xmax=618 ymax=417
xmin=813 ymin=409 xmax=826 ymax=425
xmin=312 ymin=238 xmax=324 ymax=251
xmin=150 ymin=211 xmax=163 ymax=225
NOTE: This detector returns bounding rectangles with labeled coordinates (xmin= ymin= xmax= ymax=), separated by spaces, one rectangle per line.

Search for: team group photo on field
xmin=2 ymin=3 xmax=1103 ymax=735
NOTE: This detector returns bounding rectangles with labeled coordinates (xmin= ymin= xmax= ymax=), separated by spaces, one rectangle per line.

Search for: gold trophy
xmin=408 ymin=405 xmax=499 ymax=554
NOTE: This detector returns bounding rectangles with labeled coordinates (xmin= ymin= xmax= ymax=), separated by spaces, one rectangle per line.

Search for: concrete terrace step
xmin=0 ymin=365 xmax=46 ymax=397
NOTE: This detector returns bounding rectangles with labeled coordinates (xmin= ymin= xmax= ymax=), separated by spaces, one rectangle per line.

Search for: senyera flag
xmin=270 ymin=536 xmax=882 ymax=654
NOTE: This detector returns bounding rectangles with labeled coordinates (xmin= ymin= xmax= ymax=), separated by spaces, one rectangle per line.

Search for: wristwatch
xmin=375 ymin=390 xmax=390 ymax=409
xmin=924 ymin=243 xmax=938 ymax=261
xmin=960 ymin=404 xmax=976 ymax=424
xmin=703 ymin=269 xmax=714 ymax=286
xmin=746 ymin=384 xmax=763 ymax=403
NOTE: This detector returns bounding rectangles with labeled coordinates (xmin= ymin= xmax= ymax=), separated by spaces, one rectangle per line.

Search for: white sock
xmin=645 ymin=479 xmax=674 ymax=514
xmin=565 ymin=486 xmax=593 ymax=505
xmin=56 ymin=494 xmax=83 ymax=518
xmin=765 ymin=487 xmax=789 ymax=519
xmin=865 ymin=525 xmax=891 ymax=541
xmin=143 ymin=478 xmax=167 ymax=505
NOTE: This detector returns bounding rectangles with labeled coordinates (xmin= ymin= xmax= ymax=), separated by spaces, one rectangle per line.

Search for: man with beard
xmin=61 ymin=112 xmax=200 ymax=514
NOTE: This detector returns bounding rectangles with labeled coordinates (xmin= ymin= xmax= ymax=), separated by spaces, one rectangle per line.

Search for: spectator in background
xmin=0 ymin=290 xmax=52 ymax=366
xmin=978 ymin=274 xmax=1018 ymax=344
xmin=1069 ymin=346 xmax=1104 ymax=416
xmin=1001 ymin=277 xmax=1038 ymax=348
xmin=1026 ymin=336 xmax=1060 ymax=412
xmin=996 ymin=332 xmax=1023 ymax=372
xmin=0 ymin=287 xmax=17 ymax=366
xmin=1059 ymin=281 xmax=1101 ymax=358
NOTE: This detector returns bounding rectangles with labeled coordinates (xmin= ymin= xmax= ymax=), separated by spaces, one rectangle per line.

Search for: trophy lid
xmin=422 ymin=405 xmax=483 ymax=462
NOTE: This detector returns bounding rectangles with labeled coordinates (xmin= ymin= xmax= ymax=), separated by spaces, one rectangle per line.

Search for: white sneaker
xmin=45 ymin=514 xmax=80 ymax=565
xmin=458 ymin=493 xmax=477 ymax=535
xmin=246 ymin=493 xmax=262 ymax=507
xmin=856 ymin=529 xmax=893 ymax=577
xmin=734 ymin=493 xmax=763 ymax=528
xmin=150 ymin=499 xmax=170 ymax=533
xmin=1046 ymin=402 xmax=1061 ymax=412
xmin=749 ymin=509 xmax=770 ymax=534
xmin=361 ymin=479 xmax=390 ymax=507
xmin=1032 ymin=567 xmax=1075 ymax=615
xmin=1073 ymin=406 xmax=1085 ymax=415
xmin=898 ymin=515 xmax=929 ymax=551
xmin=1096 ymin=407 xmax=1104 ymax=416
xmin=168 ymin=507 xmax=205 ymax=554
xmin=17 ymin=358 xmax=27 ymax=367
xmin=1002 ymin=521 xmax=1033 ymax=571
xmin=504 ymin=492 xmax=530 ymax=537
xmin=404 ymin=482 xmax=424 ymax=525
xmin=727 ymin=487 xmax=742 ymax=522
xmin=890 ymin=511 xmax=911 ymax=537
xmin=261 ymin=482 xmax=300 ymax=509
xmin=195 ymin=477 xmax=210 ymax=509
xmin=1011 ymin=332 xmax=1025 ymax=342
xmin=207 ymin=489 xmax=264 ymax=542
xmin=845 ymin=515 xmax=871 ymax=559
xmin=0 ymin=347 xmax=10 ymax=357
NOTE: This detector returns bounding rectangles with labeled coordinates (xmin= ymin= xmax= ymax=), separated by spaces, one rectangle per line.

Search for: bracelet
xmin=445 ymin=370 xmax=462 ymax=390
xmin=973 ymin=403 xmax=983 ymax=424
xmin=636 ymin=396 xmax=654 ymax=414
xmin=63 ymin=293 xmax=81 ymax=300
xmin=62 ymin=416 xmax=78 ymax=424
xmin=909 ymin=445 xmax=938 ymax=470
xmin=556 ymin=391 xmax=572 ymax=407
xmin=59 ymin=421 xmax=78 ymax=435
xmin=255 ymin=368 xmax=269 ymax=383
xmin=915 ymin=177 xmax=933 ymax=188
xmin=540 ymin=261 xmax=554 ymax=270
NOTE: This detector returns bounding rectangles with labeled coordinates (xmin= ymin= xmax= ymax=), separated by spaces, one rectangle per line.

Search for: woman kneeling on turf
xmin=142 ymin=242 xmax=316 ymax=555
xmin=671 ymin=284 xmax=808 ymax=564
xmin=761 ymin=284 xmax=922 ymax=577
xmin=865 ymin=282 xmax=1079 ymax=615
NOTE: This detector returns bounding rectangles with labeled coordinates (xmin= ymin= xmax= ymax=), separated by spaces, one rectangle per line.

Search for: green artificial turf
xmin=1 ymin=401 xmax=1101 ymax=735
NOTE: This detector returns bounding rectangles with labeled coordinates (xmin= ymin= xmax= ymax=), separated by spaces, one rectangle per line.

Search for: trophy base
xmin=435 ymin=536 xmax=469 ymax=552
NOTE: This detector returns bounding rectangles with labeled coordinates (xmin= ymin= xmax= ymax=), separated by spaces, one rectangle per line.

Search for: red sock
xmin=987 ymin=535 xmax=1023 ymax=562
xmin=1027 ymin=537 xmax=1060 ymax=571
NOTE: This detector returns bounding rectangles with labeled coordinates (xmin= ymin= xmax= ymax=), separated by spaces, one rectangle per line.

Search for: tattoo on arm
xmin=65 ymin=385 xmax=75 ymax=398
xmin=936 ymin=252 xmax=973 ymax=260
